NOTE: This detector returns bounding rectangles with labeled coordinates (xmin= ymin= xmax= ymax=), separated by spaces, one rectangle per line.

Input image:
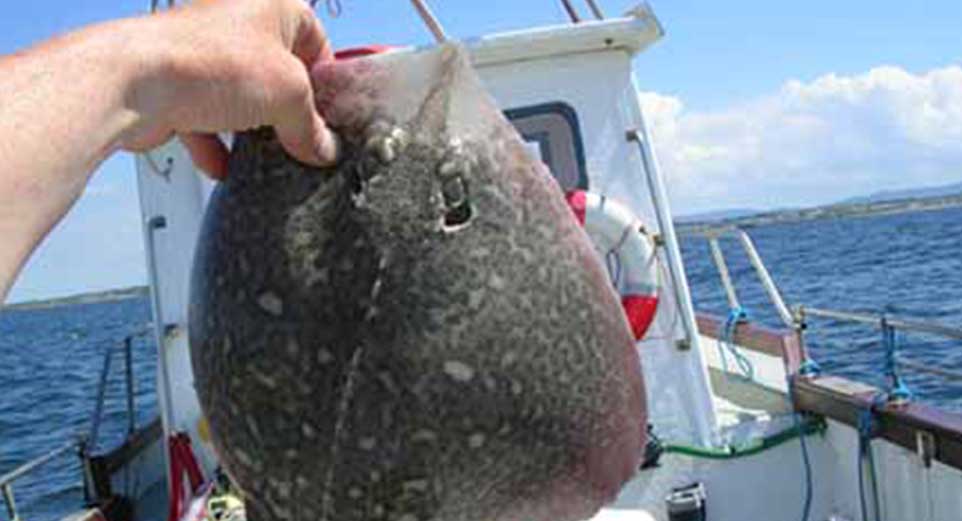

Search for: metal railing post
xmin=410 ymin=0 xmax=448 ymax=42
xmin=584 ymin=0 xmax=605 ymax=19
xmin=124 ymin=335 xmax=137 ymax=436
xmin=87 ymin=346 xmax=114 ymax=454
xmin=707 ymin=236 xmax=741 ymax=311
xmin=736 ymin=230 xmax=795 ymax=329
xmin=2 ymin=483 xmax=18 ymax=521
xmin=144 ymin=215 xmax=176 ymax=432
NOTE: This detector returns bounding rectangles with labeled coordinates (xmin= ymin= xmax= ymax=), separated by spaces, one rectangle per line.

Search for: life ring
xmin=565 ymin=190 xmax=660 ymax=341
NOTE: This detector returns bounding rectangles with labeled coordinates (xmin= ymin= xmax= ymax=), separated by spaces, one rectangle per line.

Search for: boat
xmin=4 ymin=1 xmax=962 ymax=521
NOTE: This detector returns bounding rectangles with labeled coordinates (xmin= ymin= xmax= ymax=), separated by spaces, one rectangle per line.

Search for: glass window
xmin=504 ymin=102 xmax=589 ymax=191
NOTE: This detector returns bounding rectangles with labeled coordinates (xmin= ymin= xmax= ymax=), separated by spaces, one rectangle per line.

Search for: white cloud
xmin=641 ymin=65 xmax=962 ymax=213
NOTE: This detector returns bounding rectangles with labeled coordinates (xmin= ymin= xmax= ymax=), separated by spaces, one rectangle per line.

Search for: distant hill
xmin=675 ymin=208 xmax=763 ymax=224
xmin=840 ymin=181 xmax=962 ymax=205
xmin=3 ymin=285 xmax=148 ymax=311
xmin=676 ymin=179 xmax=962 ymax=232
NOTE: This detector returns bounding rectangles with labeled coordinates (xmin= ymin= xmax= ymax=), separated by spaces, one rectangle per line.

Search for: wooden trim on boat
xmin=695 ymin=313 xmax=805 ymax=374
xmin=696 ymin=311 xmax=962 ymax=472
xmin=793 ymin=376 xmax=962 ymax=471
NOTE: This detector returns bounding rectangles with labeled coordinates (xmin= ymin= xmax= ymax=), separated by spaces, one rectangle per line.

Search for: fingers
xmin=291 ymin=6 xmax=334 ymax=66
xmin=180 ymin=133 xmax=230 ymax=180
xmin=272 ymin=55 xmax=339 ymax=167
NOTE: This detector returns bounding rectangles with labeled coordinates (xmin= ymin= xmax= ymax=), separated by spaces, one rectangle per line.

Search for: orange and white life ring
xmin=566 ymin=190 xmax=660 ymax=341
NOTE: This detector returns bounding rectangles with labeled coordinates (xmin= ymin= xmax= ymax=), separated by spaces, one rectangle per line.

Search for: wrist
xmin=107 ymin=14 xmax=189 ymax=149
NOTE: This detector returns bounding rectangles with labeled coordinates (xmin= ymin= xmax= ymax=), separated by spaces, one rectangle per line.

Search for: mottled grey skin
xmin=189 ymin=46 xmax=645 ymax=521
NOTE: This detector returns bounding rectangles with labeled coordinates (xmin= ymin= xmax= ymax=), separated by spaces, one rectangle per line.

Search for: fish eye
xmin=444 ymin=201 xmax=473 ymax=230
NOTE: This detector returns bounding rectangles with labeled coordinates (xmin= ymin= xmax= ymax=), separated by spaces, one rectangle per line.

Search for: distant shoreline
xmin=676 ymin=194 xmax=962 ymax=235
xmin=3 ymin=285 xmax=148 ymax=311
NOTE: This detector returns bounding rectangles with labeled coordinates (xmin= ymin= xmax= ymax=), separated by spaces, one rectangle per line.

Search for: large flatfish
xmin=189 ymin=44 xmax=646 ymax=521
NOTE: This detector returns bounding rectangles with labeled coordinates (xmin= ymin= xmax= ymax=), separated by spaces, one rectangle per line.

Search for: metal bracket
xmin=916 ymin=430 xmax=936 ymax=468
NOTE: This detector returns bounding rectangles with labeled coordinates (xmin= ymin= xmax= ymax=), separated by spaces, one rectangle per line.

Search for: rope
xmin=856 ymin=398 xmax=884 ymax=521
xmin=881 ymin=318 xmax=913 ymax=402
xmin=791 ymin=389 xmax=815 ymax=521
xmin=717 ymin=307 xmax=754 ymax=381
xmin=785 ymin=352 xmax=821 ymax=521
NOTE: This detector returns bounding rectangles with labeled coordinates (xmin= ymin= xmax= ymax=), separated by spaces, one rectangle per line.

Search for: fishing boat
xmin=4 ymin=1 xmax=962 ymax=521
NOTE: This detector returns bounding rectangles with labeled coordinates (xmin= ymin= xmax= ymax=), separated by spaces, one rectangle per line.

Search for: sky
xmin=2 ymin=0 xmax=961 ymax=302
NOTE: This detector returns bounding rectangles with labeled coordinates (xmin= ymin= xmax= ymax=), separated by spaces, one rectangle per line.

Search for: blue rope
xmin=787 ymin=379 xmax=815 ymax=521
xmin=881 ymin=318 xmax=913 ymax=402
xmin=798 ymin=358 xmax=821 ymax=377
xmin=718 ymin=307 xmax=754 ymax=381
xmin=787 ymin=349 xmax=823 ymax=521
xmin=856 ymin=398 xmax=884 ymax=521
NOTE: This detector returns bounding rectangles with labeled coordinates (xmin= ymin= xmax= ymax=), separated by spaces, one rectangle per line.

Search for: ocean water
xmin=680 ymin=206 xmax=962 ymax=410
xmin=0 ymin=298 xmax=156 ymax=521
xmin=1 ymin=207 xmax=960 ymax=520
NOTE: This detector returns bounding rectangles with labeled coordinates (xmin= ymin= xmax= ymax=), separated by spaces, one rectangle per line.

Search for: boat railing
xmin=796 ymin=306 xmax=962 ymax=385
xmin=80 ymin=327 xmax=151 ymax=504
xmin=701 ymin=227 xmax=962 ymax=387
xmin=704 ymin=227 xmax=797 ymax=331
xmin=696 ymin=227 xmax=962 ymax=471
xmin=0 ymin=440 xmax=82 ymax=521
xmin=0 ymin=328 xmax=150 ymax=521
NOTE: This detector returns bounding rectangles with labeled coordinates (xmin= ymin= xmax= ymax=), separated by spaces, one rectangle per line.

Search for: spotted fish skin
xmin=189 ymin=45 xmax=646 ymax=521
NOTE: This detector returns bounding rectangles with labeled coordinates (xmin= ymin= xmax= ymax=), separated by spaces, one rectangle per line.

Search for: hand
xmin=121 ymin=0 xmax=338 ymax=178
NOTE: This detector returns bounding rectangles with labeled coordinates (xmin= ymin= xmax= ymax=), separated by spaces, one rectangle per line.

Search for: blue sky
xmin=3 ymin=0 xmax=961 ymax=301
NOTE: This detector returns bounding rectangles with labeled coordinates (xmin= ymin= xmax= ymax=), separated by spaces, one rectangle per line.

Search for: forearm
xmin=0 ymin=0 xmax=334 ymax=302
xmin=0 ymin=18 xmax=158 ymax=301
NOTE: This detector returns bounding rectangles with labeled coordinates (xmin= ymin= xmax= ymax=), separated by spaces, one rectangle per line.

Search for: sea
xmin=1 ymin=206 xmax=960 ymax=521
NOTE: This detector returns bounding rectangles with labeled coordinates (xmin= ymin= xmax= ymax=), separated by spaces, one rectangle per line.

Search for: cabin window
xmin=504 ymin=102 xmax=589 ymax=190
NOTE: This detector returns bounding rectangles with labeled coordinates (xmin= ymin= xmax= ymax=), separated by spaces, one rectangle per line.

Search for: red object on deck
xmin=167 ymin=433 xmax=204 ymax=521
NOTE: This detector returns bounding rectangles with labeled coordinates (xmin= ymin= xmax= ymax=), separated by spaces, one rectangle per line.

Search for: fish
xmin=188 ymin=44 xmax=646 ymax=521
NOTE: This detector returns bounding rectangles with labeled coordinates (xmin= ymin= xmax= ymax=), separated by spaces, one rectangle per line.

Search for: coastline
xmin=3 ymin=285 xmax=148 ymax=311
xmin=677 ymin=194 xmax=962 ymax=235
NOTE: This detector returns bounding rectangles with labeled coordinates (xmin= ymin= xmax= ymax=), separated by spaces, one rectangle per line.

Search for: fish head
xmin=311 ymin=45 xmax=497 ymax=239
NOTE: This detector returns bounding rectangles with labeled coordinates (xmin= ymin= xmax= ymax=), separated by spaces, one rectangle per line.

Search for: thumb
xmin=272 ymin=55 xmax=340 ymax=167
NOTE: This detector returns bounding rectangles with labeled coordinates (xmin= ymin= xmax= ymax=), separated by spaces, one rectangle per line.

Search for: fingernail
xmin=316 ymin=127 xmax=341 ymax=167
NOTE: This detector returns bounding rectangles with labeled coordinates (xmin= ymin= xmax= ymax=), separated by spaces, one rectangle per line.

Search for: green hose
xmin=663 ymin=415 xmax=826 ymax=460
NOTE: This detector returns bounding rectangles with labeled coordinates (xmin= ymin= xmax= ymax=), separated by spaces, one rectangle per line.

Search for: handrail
xmin=798 ymin=306 xmax=962 ymax=341
xmin=0 ymin=441 xmax=78 ymax=488
xmin=87 ymin=328 xmax=149 ymax=454
xmin=0 ymin=440 xmax=80 ymax=521
xmin=707 ymin=237 xmax=740 ymax=310
xmin=628 ymin=129 xmax=698 ymax=350
xmin=700 ymin=228 xmax=797 ymax=330
xmin=736 ymin=230 xmax=795 ymax=329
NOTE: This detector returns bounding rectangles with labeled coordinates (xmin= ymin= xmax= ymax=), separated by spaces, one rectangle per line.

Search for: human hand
xmin=120 ymin=0 xmax=337 ymax=179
